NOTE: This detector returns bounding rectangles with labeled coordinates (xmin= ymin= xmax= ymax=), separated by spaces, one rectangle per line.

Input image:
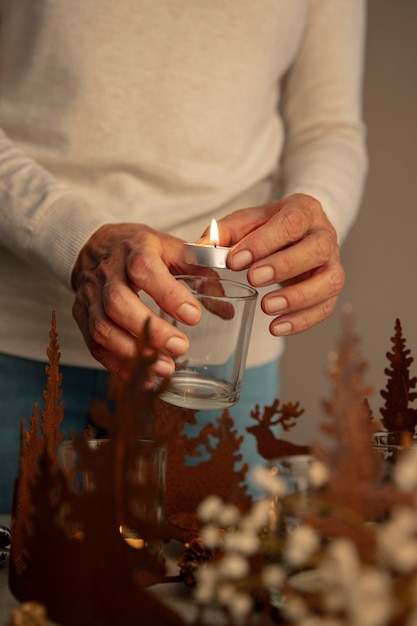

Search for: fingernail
xmin=177 ymin=302 xmax=200 ymax=324
xmin=153 ymin=358 xmax=175 ymax=377
xmin=251 ymin=265 xmax=274 ymax=286
xmin=165 ymin=335 xmax=189 ymax=355
xmin=272 ymin=321 xmax=292 ymax=336
xmin=264 ymin=296 xmax=287 ymax=314
xmin=229 ymin=249 xmax=253 ymax=270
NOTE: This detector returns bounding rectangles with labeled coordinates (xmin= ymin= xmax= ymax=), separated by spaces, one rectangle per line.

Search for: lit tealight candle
xmin=183 ymin=219 xmax=230 ymax=268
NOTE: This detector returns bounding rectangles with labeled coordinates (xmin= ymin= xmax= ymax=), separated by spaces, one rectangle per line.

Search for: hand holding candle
xmin=70 ymin=193 xmax=343 ymax=385
xmin=205 ymin=194 xmax=344 ymax=338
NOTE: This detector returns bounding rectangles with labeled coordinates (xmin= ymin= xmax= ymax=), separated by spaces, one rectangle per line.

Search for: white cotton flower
xmin=284 ymin=524 xmax=320 ymax=568
xmin=194 ymin=564 xmax=219 ymax=604
xmin=323 ymin=586 xmax=348 ymax=614
xmin=216 ymin=582 xmax=236 ymax=605
xmin=380 ymin=535 xmax=417 ymax=573
xmin=9 ymin=603 xmax=48 ymax=626
xmin=250 ymin=465 xmax=287 ymax=497
xmin=224 ymin=529 xmax=260 ymax=555
xmin=241 ymin=498 xmax=271 ymax=532
xmin=218 ymin=503 xmax=241 ymax=529
xmin=196 ymin=562 xmax=219 ymax=585
xmin=319 ymin=539 xmax=361 ymax=613
xmin=308 ymin=459 xmax=330 ymax=488
xmin=320 ymin=541 xmax=393 ymax=626
xmin=321 ymin=538 xmax=360 ymax=587
xmin=378 ymin=507 xmax=417 ymax=572
xmin=393 ymin=448 xmax=417 ymax=492
xmin=201 ymin=523 xmax=222 ymax=550
xmin=228 ymin=591 xmax=254 ymax=621
xmin=349 ymin=568 xmax=393 ymax=626
xmin=218 ymin=553 xmax=249 ymax=579
xmin=217 ymin=584 xmax=254 ymax=621
xmin=194 ymin=581 xmax=215 ymax=605
xmin=197 ymin=494 xmax=225 ymax=522
xmin=283 ymin=594 xmax=310 ymax=621
xmin=391 ymin=507 xmax=417 ymax=534
xmin=262 ymin=564 xmax=285 ymax=589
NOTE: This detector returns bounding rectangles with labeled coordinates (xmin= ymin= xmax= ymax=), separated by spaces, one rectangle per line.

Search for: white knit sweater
xmin=0 ymin=0 xmax=368 ymax=368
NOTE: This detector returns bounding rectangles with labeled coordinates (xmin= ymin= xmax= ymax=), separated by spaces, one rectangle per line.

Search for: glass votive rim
xmin=372 ymin=431 xmax=417 ymax=449
xmin=175 ymin=274 xmax=258 ymax=300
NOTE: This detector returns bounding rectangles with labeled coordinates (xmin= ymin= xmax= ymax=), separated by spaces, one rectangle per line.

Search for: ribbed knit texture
xmin=0 ymin=0 xmax=367 ymax=367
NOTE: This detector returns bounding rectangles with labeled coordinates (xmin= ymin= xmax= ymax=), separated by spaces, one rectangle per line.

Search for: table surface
xmin=0 ymin=515 xmax=227 ymax=626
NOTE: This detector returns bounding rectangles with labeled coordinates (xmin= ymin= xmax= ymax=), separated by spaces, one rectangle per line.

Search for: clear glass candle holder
xmin=157 ymin=275 xmax=257 ymax=410
xmin=58 ymin=438 xmax=167 ymax=556
xmin=372 ymin=430 xmax=417 ymax=480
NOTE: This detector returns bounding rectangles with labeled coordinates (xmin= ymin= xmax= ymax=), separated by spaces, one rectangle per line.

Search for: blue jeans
xmin=0 ymin=353 xmax=279 ymax=513
xmin=0 ymin=353 xmax=110 ymax=513
xmin=183 ymin=361 xmax=280 ymax=471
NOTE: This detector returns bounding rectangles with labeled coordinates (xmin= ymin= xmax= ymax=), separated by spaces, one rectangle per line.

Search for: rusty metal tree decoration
xmin=11 ymin=306 xmax=417 ymax=625
xmin=8 ymin=311 xmax=282 ymax=625
xmin=246 ymin=399 xmax=309 ymax=460
xmin=9 ymin=313 xmax=183 ymax=626
xmin=380 ymin=317 xmax=417 ymax=433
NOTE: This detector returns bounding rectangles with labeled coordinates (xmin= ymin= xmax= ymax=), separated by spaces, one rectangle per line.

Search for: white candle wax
xmin=183 ymin=242 xmax=230 ymax=269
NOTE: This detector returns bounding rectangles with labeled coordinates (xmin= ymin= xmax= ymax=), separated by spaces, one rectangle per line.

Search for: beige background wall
xmin=281 ymin=0 xmax=417 ymax=444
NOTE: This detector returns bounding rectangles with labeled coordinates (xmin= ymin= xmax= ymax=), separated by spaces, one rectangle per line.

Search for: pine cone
xmin=7 ymin=602 xmax=48 ymax=626
xmin=178 ymin=537 xmax=221 ymax=587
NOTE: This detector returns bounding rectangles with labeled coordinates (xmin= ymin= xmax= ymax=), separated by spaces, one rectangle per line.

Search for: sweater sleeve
xmin=0 ymin=130 xmax=110 ymax=287
xmin=279 ymin=0 xmax=368 ymax=243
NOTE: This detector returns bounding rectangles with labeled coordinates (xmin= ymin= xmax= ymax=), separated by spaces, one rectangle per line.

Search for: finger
xmin=268 ymin=295 xmax=340 ymax=337
xmin=228 ymin=195 xmax=335 ymax=271
xmin=248 ymin=229 xmax=338 ymax=287
xmin=197 ymin=204 xmax=272 ymax=246
xmin=262 ymin=265 xmax=344 ymax=335
xmin=93 ymin=247 xmax=199 ymax=349
xmin=149 ymin=354 xmax=176 ymax=378
xmin=73 ymin=277 xmax=189 ymax=373
xmin=95 ymin=290 xmax=192 ymax=358
xmin=75 ymin=302 xmax=177 ymax=381
xmin=227 ymin=200 xmax=310 ymax=269
xmin=72 ymin=304 xmax=136 ymax=380
xmin=72 ymin=287 xmax=136 ymax=357
xmin=79 ymin=344 xmax=174 ymax=383
xmin=126 ymin=248 xmax=203 ymax=326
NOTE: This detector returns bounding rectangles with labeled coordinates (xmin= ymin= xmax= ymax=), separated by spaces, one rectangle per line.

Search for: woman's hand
xmin=221 ymin=193 xmax=344 ymax=336
xmin=71 ymin=223 xmax=202 ymax=379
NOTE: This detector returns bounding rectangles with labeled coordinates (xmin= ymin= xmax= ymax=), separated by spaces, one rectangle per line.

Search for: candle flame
xmin=209 ymin=218 xmax=220 ymax=246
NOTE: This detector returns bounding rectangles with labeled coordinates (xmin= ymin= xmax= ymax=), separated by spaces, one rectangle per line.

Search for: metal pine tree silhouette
xmin=380 ymin=318 xmax=417 ymax=432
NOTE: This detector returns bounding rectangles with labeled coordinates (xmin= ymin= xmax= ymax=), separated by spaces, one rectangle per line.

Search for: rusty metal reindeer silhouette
xmin=246 ymin=399 xmax=310 ymax=461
